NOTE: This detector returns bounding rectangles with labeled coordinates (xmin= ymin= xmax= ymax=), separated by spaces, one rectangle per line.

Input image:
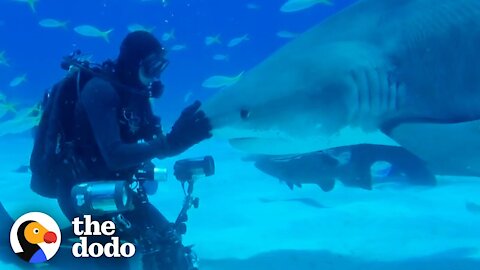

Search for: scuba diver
xmin=29 ymin=31 xmax=212 ymax=269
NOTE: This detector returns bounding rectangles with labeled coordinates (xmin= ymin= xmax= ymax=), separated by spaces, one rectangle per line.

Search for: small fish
xmin=0 ymin=105 xmax=41 ymax=137
xmin=170 ymin=44 xmax=187 ymax=51
xmin=466 ymin=201 xmax=480 ymax=215
xmin=212 ymin=54 xmax=229 ymax=61
xmin=9 ymin=74 xmax=27 ymax=87
xmin=127 ymin=23 xmax=156 ymax=33
xmin=38 ymin=18 xmax=68 ymax=29
xmin=184 ymin=91 xmax=193 ymax=103
xmin=227 ymin=34 xmax=249 ymax=47
xmin=0 ymin=51 xmax=9 ymax=67
xmin=201 ymin=71 xmax=244 ymax=89
xmin=161 ymin=29 xmax=175 ymax=41
xmin=14 ymin=0 xmax=38 ymax=13
xmin=141 ymin=0 xmax=169 ymax=6
xmin=0 ymin=102 xmax=17 ymax=118
xmin=74 ymin=25 xmax=114 ymax=42
xmin=276 ymin=30 xmax=298 ymax=39
xmin=205 ymin=35 xmax=221 ymax=46
xmin=13 ymin=165 xmax=30 ymax=173
xmin=246 ymin=3 xmax=260 ymax=10
xmin=280 ymin=0 xmax=333 ymax=13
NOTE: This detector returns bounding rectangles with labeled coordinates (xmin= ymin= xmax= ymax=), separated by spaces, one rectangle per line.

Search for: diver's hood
xmin=115 ymin=31 xmax=165 ymax=88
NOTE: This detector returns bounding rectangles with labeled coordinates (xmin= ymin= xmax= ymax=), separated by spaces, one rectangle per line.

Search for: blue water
xmin=1 ymin=0 xmax=480 ymax=269
xmin=0 ymin=0 xmax=354 ymax=123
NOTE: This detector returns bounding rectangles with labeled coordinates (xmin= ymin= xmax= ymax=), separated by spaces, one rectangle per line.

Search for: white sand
xmin=1 ymin=136 xmax=480 ymax=269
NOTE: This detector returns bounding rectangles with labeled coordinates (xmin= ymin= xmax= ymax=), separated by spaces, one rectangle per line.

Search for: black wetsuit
xmin=56 ymin=77 xmax=179 ymax=269
xmin=57 ymin=76 xmax=169 ymax=215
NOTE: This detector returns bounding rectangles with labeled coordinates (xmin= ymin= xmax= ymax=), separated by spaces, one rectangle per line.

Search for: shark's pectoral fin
xmin=389 ymin=119 xmax=480 ymax=176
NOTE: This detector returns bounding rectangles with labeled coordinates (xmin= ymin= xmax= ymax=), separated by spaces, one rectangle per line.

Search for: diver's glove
xmin=166 ymin=100 xmax=212 ymax=155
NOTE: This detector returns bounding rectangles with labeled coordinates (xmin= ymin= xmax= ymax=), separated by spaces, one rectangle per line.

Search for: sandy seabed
xmin=0 ymin=135 xmax=479 ymax=270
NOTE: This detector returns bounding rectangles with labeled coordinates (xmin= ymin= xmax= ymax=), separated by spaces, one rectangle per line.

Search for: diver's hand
xmin=166 ymin=100 xmax=212 ymax=155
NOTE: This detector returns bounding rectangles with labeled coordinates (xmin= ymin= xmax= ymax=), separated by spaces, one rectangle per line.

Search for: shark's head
xmin=201 ymin=41 xmax=399 ymax=155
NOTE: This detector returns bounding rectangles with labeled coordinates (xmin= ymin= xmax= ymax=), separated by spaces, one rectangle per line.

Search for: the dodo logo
xmin=9 ymin=212 xmax=61 ymax=263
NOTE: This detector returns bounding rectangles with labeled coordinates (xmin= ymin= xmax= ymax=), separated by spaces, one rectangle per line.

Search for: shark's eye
xmin=240 ymin=108 xmax=250 ymax=120
xmin=33 ymin=228 xmax=39 ymax=234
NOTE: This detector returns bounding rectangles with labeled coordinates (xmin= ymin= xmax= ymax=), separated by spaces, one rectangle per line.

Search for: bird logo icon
xmin=10 ymin=212 xmax=61 ymax=263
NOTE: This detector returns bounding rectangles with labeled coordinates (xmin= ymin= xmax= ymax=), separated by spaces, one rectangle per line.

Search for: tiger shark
xmin=200 ymin=0 xmax=480 ymax=176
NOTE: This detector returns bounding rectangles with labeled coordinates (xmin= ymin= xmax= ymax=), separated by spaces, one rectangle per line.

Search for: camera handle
xmin=113 ymin=178 xmax=198 ymax=253
xmin=174 ymin=177 xmax=200 ymax=234
xmin=111 ymin=180 xmax=167 ymax=254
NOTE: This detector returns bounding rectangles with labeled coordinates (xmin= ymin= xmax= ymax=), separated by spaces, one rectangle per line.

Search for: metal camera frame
xmin=113 ymin=156 xmax=214 ymax=270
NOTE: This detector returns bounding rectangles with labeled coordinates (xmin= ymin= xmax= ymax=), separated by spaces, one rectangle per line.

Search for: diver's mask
xmin=140 ymin=53 xmax=168 ymax=98
xmin=140 ymin=52 xmax=169 ymax=79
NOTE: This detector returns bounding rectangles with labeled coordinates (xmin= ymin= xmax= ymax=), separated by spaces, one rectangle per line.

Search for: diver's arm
xmin=80 ymin=78 xmax=172 ymax=171
xmin=143 ymin=102 xmax=164 ymax=140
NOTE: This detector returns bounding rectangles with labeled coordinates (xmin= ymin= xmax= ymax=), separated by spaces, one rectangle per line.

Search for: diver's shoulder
xmin=84 ymin=76 xmax=115 ymax=90
xmin=81 ymin=76 xmax=119 ymax=102
xmin=82 ymin=76 xmax=117 ymax=95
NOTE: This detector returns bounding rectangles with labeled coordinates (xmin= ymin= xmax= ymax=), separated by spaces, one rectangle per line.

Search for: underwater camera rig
xmin=70 ymin=156 xmax=215 ymax=269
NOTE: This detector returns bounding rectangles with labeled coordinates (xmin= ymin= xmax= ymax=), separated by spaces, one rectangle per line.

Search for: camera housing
xmin=71 ymin=180 xmax=134 ymax=215
xmin=71 ymin=156 xmax=215 ymax=215
xmin=174 ymin=156 xmax=215 ymax=182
